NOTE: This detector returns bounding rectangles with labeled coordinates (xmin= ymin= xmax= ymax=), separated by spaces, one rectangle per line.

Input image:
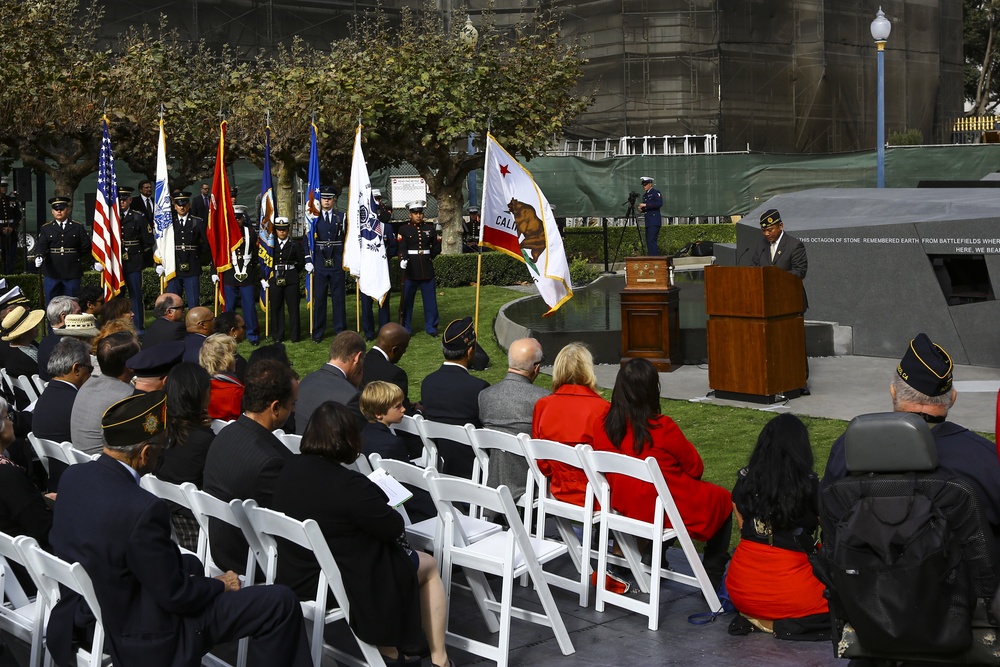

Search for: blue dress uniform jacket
xmin=311 ymin=209 xmax=347 ymax=339
xmin=172 ymin=215 xmax=209 ymax=278
xmin=641 ymin=187 xmax=663 ymax=227
xmin=37 ymin=219 xmax=90 ymax=280
xmin=121 ymin=208 xmax=153 ymax=274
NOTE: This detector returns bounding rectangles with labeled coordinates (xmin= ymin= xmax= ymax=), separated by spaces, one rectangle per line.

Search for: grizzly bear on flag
xmin=507 ymin=197 xmax=547 ymax=263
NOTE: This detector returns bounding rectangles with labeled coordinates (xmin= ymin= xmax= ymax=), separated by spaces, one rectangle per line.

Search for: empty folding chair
xmin=0 ymin=532 xmax=44 ymax=667
xmin=578 ymin=444 xmax=722 ymax=630
xmin=424 ymin=469 xmax=575 ymax=667
xmin=241 ymin=500 xmax=386 ymax=667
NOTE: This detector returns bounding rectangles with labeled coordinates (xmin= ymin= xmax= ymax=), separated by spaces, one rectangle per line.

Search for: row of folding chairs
xmin=26 ymin=433 xmax=98 ymax=475
xmin=0 ymin=368 xmax=47 ymax=404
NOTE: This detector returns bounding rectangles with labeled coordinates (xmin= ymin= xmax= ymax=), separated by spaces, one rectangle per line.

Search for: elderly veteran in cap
xmin=637 ymin=176 xmax=663 ymax=256
xmin=398 ymin=200 xmax=442 ymax=336
xmin=750 ymin=207 xmax=808 ymax=283
xmin=46 ymin=391 xmax=312 ymax=667
xmin=35 ymin=196 xmax=91 ymax=306
xmin=128 ymin=340 xmax=185 ymax=394
xmin=420 ymin=317 xmax=490 ymax=478
xmin=821 ymin=333 xmax=1000 ymax=534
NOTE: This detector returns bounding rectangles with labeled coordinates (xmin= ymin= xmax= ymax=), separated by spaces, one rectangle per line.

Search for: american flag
xmin=93 ymin=117 xmax=123 ymax=300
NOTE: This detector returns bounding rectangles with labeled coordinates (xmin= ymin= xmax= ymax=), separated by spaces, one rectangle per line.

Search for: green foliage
xmin=964 ymin=0 xmax=1000 ymax=114
xmin=426 ymin=251 xmax=530 ymax=288
xmin=888 ymin=129 xmax=924 ymax=146
xmin=562 ymin=224 xmax=736 ymax=262
xmin=569 ymin=256 xmax=600 ymax=286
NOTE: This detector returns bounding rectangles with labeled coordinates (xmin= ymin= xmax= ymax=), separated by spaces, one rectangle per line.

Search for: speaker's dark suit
xmin=47 ymin=455 xmax=311 ymax=667
xmin=143 ymin=317 xmax=185 ymax=350
xmin=751 ymin=232 xmax=808 ymax=310
xmin=294 ymin=363 xmax=363 ymax=435
xmin=420 ymin=364 xmax=489 ymax=479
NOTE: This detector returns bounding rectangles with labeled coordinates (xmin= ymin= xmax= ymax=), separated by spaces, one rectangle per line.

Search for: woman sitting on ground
xmin=273 ymin=401 xmax=453 ymax=667
xmin=591 ymin=358 xmax=733 ymax=588
xmin=531 ymin=342 xmax=610 ymax=506
xmin=726 ymin=413 xmax=828 ymax=636
xmin=200 ymin=333 xmax=244 ymax=421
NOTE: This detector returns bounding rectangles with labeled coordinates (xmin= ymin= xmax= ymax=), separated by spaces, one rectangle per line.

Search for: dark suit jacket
xmin=143 ymin=317 xmax=185 ymax=350
xmin=202 ymin=415 xmax=293 ymax=573
xmin=420 ymin=364 xmax=490 ymax=478
xmin=36 ymin=333 xmax=61 ymax=382
xmin=360 ymin=347 xmax=414 ymax=413
xmin=31 ymin=380 xmax=77 ymax=444
xmin=190 ymin=194 xmax=211 ymax=221
xmin=750 ymin=232 xmax=808 ymax=309
xmin=182 ymin=333 xmax=207 ymax=364
xmin=294 ymin=364 xmax=363 ymax=435
xmin=48 ymin=455 xmax=225 ymax=667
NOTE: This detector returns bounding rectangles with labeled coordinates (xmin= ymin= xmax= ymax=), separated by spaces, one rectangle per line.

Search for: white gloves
xmin=260 ymin=279 xmax=269 ymax=289
xmin=155 ymin=266 xmax=164 ymax=276
xmin=211 ymin=274 xmax=220 ymax=284
xmin=93 ymin=262 xmax=103 ymax=272
xmin=400 ymin=259 xmax=408 ymax=269
xmin=34 ymin=257 xmax=42 ymax=268
xmin=305 ymin=262 xmax=314 ymax=273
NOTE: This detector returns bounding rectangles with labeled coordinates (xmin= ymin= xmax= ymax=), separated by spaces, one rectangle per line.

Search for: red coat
xmin=531 ymin=385 xmax=610 ymax=506
xmin=208 ymin=374 xmax=244 ymax=421
xmin=591 ymin=414 xmax=731 ymax=542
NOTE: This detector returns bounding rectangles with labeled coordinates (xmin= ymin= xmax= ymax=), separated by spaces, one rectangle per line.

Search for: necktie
xmin=325 ymin=212 xmax=331 ymax=226
xmin=770 ymin=243 xmax=777 ymax=261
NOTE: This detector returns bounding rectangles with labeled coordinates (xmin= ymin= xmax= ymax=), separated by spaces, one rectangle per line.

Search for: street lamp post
xmin=871 ymin=8 xmax=891 ymax=188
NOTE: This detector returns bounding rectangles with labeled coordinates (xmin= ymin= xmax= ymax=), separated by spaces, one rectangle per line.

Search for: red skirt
xmin=726 ymin=539 xmax=828 ymax=621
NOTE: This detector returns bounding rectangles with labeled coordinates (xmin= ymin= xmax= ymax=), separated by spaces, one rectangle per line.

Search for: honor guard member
xmin=0 ymin=177 xmax=22 ymax=274
xmin=398 ymin=200 xmax=441 ymax=336
xmin=35 ymin=196 xmax=91 ymax=306
xmin=264 ymin=217 xmax=305 ymax=343
xmin=462 ymin=206 xmax=480 ymax=254
xmin=359 ymin=198 xmax=397 ymax=341
xmin=164 ymin=190 xmax=211 ymax=309
xmin=117 ymin=187 xmax=154 ymax=336
xmin=221 ymin=205 xmax=260 ymax=345
xmin=637 ymin=176 xmax=663 ymax=256
xmin=310 ymin=185 xmax=344 ymax=343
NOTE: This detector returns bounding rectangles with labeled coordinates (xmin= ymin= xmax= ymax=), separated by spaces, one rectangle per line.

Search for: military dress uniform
xmin=222 ymin=207 xmax=260 ymax=344
xmin=166 ymin=195 xmax=210 ymax=308
xmin=639 ymin=176 xmax=663 ymax=256
xmin=0 ymin=179 xmax=22 ymax=274
xmin=398 ymin=201 xmax=441 ymax=335
xmin=270 ymin=225 xmax=305 ymax=343
xmin=311 ymin=186 xmax=347 ymax=342
xmin=119 ymin=188 xmax=154 ymax=335
xmin=37 ymin=198 xmax=90 ymax=305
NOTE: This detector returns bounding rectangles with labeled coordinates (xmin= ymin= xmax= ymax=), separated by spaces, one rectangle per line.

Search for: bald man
xmin=477 ymin=337 xmax=550 ymax=500
xmin=182 ymin=306 xmax=215 ymax=363
xmin=360 ymin=322 xmax=418 ymax=414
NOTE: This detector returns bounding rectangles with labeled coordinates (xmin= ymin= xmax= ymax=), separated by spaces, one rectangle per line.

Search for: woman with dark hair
xmin=726 ymin=413 xmax=828 ymax=634
xmin=273 ymin=402 xmax=452 ymax=667
xmin=591 ymin=358 xmax=733 ymax=587
xmin=100 ymin=295 xmax=133 ymax=327
xmin=156 ymin=362 xmax=214 ymax=550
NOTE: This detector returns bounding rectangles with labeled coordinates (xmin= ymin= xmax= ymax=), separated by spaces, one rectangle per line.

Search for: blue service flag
xmin=304 ymin=123 xmax=320 ymax=307
xmin=258 ymin=126 xmax=276 ymax=310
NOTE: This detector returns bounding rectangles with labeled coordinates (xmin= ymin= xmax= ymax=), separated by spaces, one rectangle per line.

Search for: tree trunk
xmin=433 ymin=183 xmax=465 ymax=255
xmin=276 ymin=160 xmax=297 ymax=231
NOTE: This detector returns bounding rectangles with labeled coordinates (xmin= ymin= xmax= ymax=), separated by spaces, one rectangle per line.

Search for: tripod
xmin=610 ymin=193 xmax=645 ymax=270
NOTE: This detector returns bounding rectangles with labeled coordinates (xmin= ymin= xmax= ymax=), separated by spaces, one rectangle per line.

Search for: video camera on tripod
xmin=624 ymin=191 xmax=641 ymax=207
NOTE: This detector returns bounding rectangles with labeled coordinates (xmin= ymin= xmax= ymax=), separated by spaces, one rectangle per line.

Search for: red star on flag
xmin=499 ymin=163 xmax=510 ymax=177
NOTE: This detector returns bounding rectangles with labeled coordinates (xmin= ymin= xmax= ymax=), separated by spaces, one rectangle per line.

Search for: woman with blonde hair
xmin=531 ymin=342 xmax=609 ymax=505
xmin=199 ymin=333 xmax=243 ymax=421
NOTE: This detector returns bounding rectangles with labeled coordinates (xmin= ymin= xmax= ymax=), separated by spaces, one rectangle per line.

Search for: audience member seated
xmin=727 ymin=413 xmax=828 ymax=636
xmin=182 ymin=306 xmax=216 ymax=363
xmin=71 ymin=331 xmax=139 ymax=454
xmin=54 ymin=313 xmax=100 ymax=375
xmin=129 ymin=340 xmax=185 ymax=394
xmin=33 ymin=337 xmax=92 ymax=444
xmin=591 ymin=358 xmax=732 ymax=588
xmin=296 ymin=331 xmax=366 ymax=433
xmin=360 ymin=381 xmax=435 ymax=522
xmin=247 ymin=342 xmax=295 ymax=433
xmin=99 ymin=294 xmax=133 ymax=327
xmin=76 ymin=284 xmax=103 ymax=319
xmin=142 ymin=292 xmax=185 ymax=349
xmin=47 ymin=390 xmax=311 ymax=667
xmin=360 ymin=322 xmax=420 ymax=415
xmin=37 ymin=295 xmax=80 ymax=382
xmin=532 ymin=342 xmax=609 ymax=505
xmin=420 ymin=317 xmax=490 ymax=479
xmin=156 ymin=362 xmax=215 ymax=551
xmin=200 ymin=333 xmax=244 ymax=421
xmin=203 ymin=360 xmax=298 ymax=573
xmin=272 ymin=401 xmax=453 ymax=667
xmin=214 ymin=310 xmax=248 ymax=382
xmin=1 ymin=306 xmax=44 ymax=408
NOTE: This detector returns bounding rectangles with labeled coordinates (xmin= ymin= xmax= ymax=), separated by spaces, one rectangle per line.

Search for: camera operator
xmin=637 ymin=176 xmax=663 ymax=256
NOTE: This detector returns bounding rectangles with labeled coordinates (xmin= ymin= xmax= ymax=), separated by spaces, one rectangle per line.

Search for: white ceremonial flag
xmin=480 ymin=133 xmax=572 ymax=315
xmin=153 ymin=118 xmax=175 ymax=283
xmin=344 ymin=125 xmax=390 ymax=303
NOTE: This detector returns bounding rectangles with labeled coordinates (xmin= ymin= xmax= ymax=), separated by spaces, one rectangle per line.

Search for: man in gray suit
xmin=70 ymin=331 xmax=139 ymax=454
xmin=478 ymin=337 xmax=549 ymax=501
xmin=294 ymin=331 xmax=366 ymax=434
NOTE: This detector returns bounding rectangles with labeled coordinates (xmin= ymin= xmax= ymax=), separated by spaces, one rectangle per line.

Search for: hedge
xmin=562 ymin=223 xmax=736 ymax=263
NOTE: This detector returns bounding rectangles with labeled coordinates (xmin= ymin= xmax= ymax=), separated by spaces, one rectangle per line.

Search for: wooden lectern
xmin=704 ymin=266 xmax=806 ymax=402
xmin=620 ymin=256 xmax=681 ymax=372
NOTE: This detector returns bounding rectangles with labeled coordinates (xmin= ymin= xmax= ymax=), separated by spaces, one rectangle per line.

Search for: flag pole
xmin=309 ymin=274 xmax=314 ymax=336
xmin=265 ymin=286 xmax=269 ymax=338
xmin=356 ymin=283 xmax=360 ymax=332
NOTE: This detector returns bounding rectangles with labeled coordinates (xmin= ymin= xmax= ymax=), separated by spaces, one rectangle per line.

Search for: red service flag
xmin=206 ymin=120 xmax=242 ymax=309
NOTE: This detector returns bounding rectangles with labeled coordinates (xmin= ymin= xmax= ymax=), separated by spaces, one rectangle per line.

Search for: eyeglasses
xmin=166 ymin=305 xmax=185 ymax=312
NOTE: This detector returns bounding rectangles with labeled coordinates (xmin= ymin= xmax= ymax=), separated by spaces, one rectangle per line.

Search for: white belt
xmin=407 ymin=250 xmax=430 ymax=255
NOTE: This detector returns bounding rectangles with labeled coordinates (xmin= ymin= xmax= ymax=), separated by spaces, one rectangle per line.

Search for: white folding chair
xmin=241 ymin=500 xmax=385 ymax=667
xmin=139 ymin=476 xmax=200 ymax=557
xmin=424 ymin=470 xmax=575 ymax=667
xmin=578 ymin=444 xmax=722 ymax=630
xmin=390 ymin=414 xmax=433 ymax=466
xmin=0 ymin=368 xmax=14 ymax=398
xmin=344 ymin=452 xmax=373 ymax=475
xmin=30 ymin=375 xmax=47 ymax=396
xmin=62 ymin=445 xmax=97 ymax=466
xmin=519 ymin=435 xmax=600 ymax=606
xmin=417 ymin=419 xmax=474 ymax=476
xmin=467 ymin=426 xmax=534 ymax=520
xmin=210 ymin=419 xmax=233 ymax=435
xmin=15 ymin=375 xmax=39 ymax=404
xmin=26 ymin=434 xmax=71 ymax=476
xmin=18 ymin=539 xmax=112 ymax=667
xmin=0 ymin=532 xmax=44 ymax=667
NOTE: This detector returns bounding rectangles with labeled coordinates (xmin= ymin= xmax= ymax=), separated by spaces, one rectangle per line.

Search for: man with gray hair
xmin=36 ymin=295 xmax=80 ymax=382
xmin=33 ymin=337 xmax=92 ymax=445
xmin=478 ymin=337 xmax=549 ymax=500
xmin=71 ymin=331 xmax=139 ymax=454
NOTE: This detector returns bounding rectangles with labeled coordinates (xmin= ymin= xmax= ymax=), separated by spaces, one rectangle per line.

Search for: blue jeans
xmin=402 ymin=278 xmax=438 ymax=335
xmin=43 ymin=276 xmax=81 ymax=307
xmin=166 ymin=275 xmax=202 ymax=308
xmin=224 ymin=284 xmax=260 ymax=342
xmin=124 ymin=271 xmax=145 ymax=334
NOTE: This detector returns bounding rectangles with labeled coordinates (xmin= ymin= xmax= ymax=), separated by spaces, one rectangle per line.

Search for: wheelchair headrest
xmin=844 ymin=412 xmax=938 ymax=474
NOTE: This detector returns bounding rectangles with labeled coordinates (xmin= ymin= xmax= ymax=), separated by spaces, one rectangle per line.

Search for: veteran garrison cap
xmin=102 ymin=390 xmax=167 ymax=449
xmin=443 ymin=317 xmax=476 ymax=352
xmin=759 ymin=209 xmax=782 ymax=228
xmin=897 ymin=333 xmax=954 ymax=397
xmin=127 ymin=341 xmax=185 ymax=378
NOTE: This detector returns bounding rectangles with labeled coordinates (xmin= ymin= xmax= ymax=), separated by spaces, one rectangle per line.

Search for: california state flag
xmin=480 ymin=133 xmax=572 ymax=315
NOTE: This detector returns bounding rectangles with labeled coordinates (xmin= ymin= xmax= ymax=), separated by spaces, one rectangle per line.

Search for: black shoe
xmin=800 ymin=386 xmax=811 ymax=396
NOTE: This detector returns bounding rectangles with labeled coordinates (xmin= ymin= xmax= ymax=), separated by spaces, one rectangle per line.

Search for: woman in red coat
xmin=591 ymin=358 xmax=732 ymax=587
xmin=200 ymin=333 xmax=244 ymax=421
xmin=532 ymin=342 xmax=610 ymax=506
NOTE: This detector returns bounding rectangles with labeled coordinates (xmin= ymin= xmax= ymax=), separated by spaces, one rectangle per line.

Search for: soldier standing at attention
xmin=398 ymin=200 xmax=441 ymax=336
xmin=310 ymin=185 xmax=343 ymax=343
xmin=222 ymin=205 xmax=260 ymax=346
xmin=35 ymin=196 xmax=90 ymax=306
xmin=163 ymin=190 xmax=211 ymax=309
xmin=637 ymin=176 xmax=663 ymax=256
xmin=264 ymin=217 xmax=304 ymax=344
xmin=0 ymin=177 xmax=22 ymax=274
xmin=118 ymin=187 xmax=154 ymax=336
